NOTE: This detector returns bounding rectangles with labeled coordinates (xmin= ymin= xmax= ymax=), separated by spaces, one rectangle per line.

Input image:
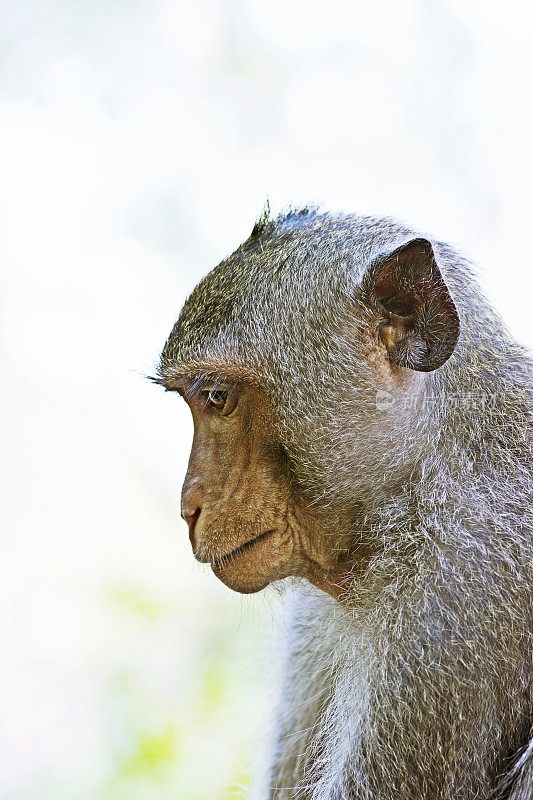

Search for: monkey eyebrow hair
xmin=147 ymin=369 xmax=247 ymax=398
xmin=149 ymin=361 xmax=263 ymax=392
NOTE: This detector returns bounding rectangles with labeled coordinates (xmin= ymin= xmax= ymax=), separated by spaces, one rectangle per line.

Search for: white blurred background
xmin=1 ymin=2 xmax=532 ymax=798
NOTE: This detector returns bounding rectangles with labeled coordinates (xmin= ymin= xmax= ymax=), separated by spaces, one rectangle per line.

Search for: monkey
xmin=155 ymin=208 xmax=532 ymax=800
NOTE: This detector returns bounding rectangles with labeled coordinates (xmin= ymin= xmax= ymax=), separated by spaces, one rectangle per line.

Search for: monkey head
xmin=158 ymin=211 xmax=460 ymax=597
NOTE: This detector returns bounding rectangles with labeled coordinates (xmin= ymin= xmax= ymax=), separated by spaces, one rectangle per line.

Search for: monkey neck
xmin=307 ymin=552 xmax=373 ymax=603
xmin=302 ymin=509 xmax=390 ymax=604
xmin=289 ymin=498 xmax=385 ymax=603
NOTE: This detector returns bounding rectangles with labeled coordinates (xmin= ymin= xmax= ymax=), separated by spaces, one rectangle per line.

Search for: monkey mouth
xmin=211 ymin=530 xmax=274 ymax=569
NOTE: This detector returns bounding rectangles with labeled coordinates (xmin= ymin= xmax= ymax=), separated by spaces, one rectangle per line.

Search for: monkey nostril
xmin=182 ymin=507 xmax=201 ymax=547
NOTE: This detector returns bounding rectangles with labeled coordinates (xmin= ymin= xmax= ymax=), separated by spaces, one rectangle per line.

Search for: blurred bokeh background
xmin=1 ymin=2 xmax=532 ymax=798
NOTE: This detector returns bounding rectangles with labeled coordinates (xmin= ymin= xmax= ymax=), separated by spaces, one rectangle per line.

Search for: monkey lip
xmin=210 ymin=530 xmax=275 ymax=569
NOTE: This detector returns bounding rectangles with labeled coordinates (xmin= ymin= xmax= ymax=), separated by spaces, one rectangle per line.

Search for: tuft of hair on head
xmin=250 ymin=199 xmax=272 ymax=239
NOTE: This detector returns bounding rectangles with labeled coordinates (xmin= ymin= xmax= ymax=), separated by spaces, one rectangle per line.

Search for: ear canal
xmin=370 ymin=238 xmax=460 ymax=372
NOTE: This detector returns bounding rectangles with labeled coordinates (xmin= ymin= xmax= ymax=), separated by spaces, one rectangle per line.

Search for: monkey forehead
xmin=159 ymin=211 xmax=418 ymax=377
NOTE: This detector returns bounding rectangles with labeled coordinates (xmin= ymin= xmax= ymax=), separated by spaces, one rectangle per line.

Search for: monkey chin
xmin=211 ymin=563 xmax=272 ymax=595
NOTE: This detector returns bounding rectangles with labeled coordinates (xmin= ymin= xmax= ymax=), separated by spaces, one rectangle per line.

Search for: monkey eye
xmin=192 ymin=383 xmax=238 ymax=415
xmin=204 ymin=389 xmax=229 ymax=410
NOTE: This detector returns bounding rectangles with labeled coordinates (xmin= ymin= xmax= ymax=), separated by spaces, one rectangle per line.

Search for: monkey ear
xmin=367 ymin=238 xmax=460 ymax=372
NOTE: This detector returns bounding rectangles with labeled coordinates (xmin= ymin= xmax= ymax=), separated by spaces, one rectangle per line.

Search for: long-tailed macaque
xmin=157 ymin=209 xmax=532 ymax=799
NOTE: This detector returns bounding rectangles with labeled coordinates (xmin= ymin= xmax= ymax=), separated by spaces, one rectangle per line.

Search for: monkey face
xmin=176 ymin=379 xmax=353 ymax=596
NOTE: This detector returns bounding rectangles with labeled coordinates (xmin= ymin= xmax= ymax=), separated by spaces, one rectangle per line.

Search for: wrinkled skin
xmin=178 ymin=380 xmax=358 ymax=597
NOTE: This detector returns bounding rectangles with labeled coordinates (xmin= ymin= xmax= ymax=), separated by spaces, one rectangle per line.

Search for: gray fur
xmin=159 ymin=209 xmax=532 ymax=799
